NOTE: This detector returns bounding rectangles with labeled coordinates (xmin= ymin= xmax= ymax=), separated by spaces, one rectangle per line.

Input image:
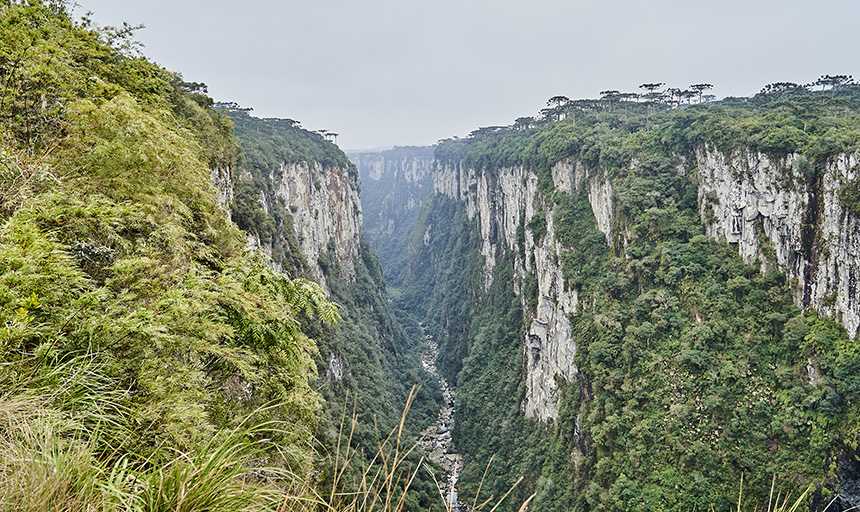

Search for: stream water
xmin=417 ymin=324 xmax=464 ymax=511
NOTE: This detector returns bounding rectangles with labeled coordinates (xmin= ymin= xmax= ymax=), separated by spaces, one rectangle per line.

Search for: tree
xmin=812 ymin=74 xmax=855 ymax=95
xmin=600 ymin=90 xmax=621 ymax=117
xmin=546 ymin=95 xmax=570 ymax=108
xmin=639 ymin=82 xmax=664 ymax=94
xmin=680 ymin=89 xmax=698 ymax=105
xmin=664 ymin=88 xmax=682 ymax=107
xmin=690 ymin=83 xmax=713 ymax=103
xmin=639 ymin=83 xmax=665 ymax=130
xmin=513 ymin=117 xmax=535 ymax=131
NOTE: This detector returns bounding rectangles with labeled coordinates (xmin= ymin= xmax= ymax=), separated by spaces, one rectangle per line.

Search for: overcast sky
xmin=74 ymin=0 xmax=860 ymax=151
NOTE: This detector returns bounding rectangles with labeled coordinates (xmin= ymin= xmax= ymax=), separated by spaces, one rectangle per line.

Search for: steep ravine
xmin=351 ymin=92 xmax=860 ymax=511
xmin=377 ymin=127 xmax=860 ymax=510
xmin=228 ymin=112 xmax=442 ymax=509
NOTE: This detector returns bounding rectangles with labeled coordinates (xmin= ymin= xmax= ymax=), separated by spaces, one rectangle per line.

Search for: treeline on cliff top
xmin=399 ymin=81 xmax=860 ymax=511
xmin=435 ymin=78 xmax=860 ymax=197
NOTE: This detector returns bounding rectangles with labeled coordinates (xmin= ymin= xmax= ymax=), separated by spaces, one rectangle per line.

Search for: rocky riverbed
xmin=417 ymin=325 xmax=463 ymax=510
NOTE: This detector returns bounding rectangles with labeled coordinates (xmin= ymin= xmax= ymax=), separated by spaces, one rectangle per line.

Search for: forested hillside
xmin=0 ymin=2 xmax=381 ymax=509
xmin=396 ymin=83 xmax=860 ymax=511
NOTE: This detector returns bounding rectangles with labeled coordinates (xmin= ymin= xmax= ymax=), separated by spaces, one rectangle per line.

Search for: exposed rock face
xmin=326 ymin=353 xmax=346 ymax=382
xmin=210 ymin=165 xmax=233 ymax=221
xmin=696 ymin=148 xmax=860 ymax=338
xmin=431 ymin=145 xmax=860 ymax=419
xmin=253 ymin=161 xmax=362 ymax=289
xmin=434 ymin=161 xmax=581 ymax=421
xmin=552 ymin=158 xmax=614 ymax=243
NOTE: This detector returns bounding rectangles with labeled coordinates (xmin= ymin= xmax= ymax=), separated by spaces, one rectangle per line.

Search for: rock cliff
xmin=247 ymin=160 xmax=362 ymax=289
xmin=210 ymin=165 xmax=234 ymax=221
xmin=431 ymin=146 xmax=860 ymax=422
xmin=433 ymin=161 xmax=582 ymax=420
xmin=695 ymin=147 xmax=860 ymax=338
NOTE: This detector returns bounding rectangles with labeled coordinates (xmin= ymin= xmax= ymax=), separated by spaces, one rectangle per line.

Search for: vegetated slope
xmin=0 ymin=2 xmax=336 ymax=508
xmin=401 ymin=84 xmax=860 ymax=511
xmin=226 ymin=110 xmax=443 ymax=509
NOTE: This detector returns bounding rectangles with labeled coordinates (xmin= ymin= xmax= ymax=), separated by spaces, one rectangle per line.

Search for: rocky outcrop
xmin=432 ymin=144 xmax=860 ymax=421
xmin=252 ymin=161 xmax=362 ymax=289
xmin=696 ymin=147 xmax=860 ymax=338
xmin=434 ymin=161 xmax=583 ymax=421
xmin=210 ymin=165 xmax=233 ymax=221
xmin=552 ymin=158 xmax=614 ymax=243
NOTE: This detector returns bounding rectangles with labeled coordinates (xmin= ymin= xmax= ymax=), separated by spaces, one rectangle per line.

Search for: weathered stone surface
xmin=210 ymin=165 xmax=233 ymax=222
xmin=247 ymin=161 xmax=362 ymax=289
xmin=432 ymin=145 xmax=860 ymax=423
xmin=350 ymin=147 xmax=434 ymax=240
xmin=696 ymin=147 xmax=860 ymax=338
xmin=434 ymin=161 xmax=581 ymax=421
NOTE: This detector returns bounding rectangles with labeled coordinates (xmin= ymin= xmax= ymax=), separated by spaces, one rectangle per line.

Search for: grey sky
xmin=74 ymin=0 xmax=859 ymax=150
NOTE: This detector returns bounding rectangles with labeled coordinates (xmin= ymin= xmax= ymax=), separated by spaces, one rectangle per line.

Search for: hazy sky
xmin=74 ymin=0 xmax=860 ymax=150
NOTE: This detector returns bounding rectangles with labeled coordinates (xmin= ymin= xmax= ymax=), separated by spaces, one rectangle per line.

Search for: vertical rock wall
xmin=250 ymin=161 xmax=362 ymax=289
xmin=433 ymin=160 xmax=585 ymax=420
xmin=350 ymin=147 xmax=434 ymax=284
xmin=431 ymin=146 xmax=860 ymax=420
xmin=696 ymin=148 xmax=860 ymax=338
xmin=210 ymin=165 xmax=233 ymax=221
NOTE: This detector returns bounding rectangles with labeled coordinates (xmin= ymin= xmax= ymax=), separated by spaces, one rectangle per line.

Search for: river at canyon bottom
xmin=417 ymin=324 xmax=463 ymax=511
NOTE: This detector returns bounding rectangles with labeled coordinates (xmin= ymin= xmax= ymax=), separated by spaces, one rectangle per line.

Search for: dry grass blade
xmin=517 ymin=492 xmax=538 ymax=512
xmin=472 ymin=453 xmax=496 ymax=511
xmin=487 ymin=475 xmax=523 ymax=512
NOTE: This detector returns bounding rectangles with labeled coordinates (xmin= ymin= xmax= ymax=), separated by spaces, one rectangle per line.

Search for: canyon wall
xmin=695 ymin=148 xmax=860 ymax=338
xmin=350 ymin=146 xmax=434 ymax=285
xmin=430 ymin=147 xmax=860 ymax=422
xmin=247 ymin=161 xmax=362 ymax=289
xmin=434 ymin=161 xmax=586 ymax=420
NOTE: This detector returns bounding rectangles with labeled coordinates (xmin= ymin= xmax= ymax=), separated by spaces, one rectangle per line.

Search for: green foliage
xmin=227 ymin=110 xmax=350 ymax=172
xmin=399 ymin=194 xmax=482 ymax=384
xmin=405 ymin=80 xmax=860 ymax=512
xmin=526 ymin=209 xmax=547 ymax=243
xmin=225 ymin=109 xmax=442 ymax=508
xmin=0 ymin=1 xmax=337 ymax=501
xmin=838 ymin=179 xmax=860 ymax=216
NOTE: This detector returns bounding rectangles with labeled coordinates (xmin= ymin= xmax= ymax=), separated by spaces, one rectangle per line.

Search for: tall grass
xmin=0 ymin=357 xmax=530 ymax=512
xmin=0 ymin=353 xmax=304 ymax=512
xmin=729 ymin=473 xmax=842 ymax=512
xmin=2 ymin=358 xmax=830 ymax=512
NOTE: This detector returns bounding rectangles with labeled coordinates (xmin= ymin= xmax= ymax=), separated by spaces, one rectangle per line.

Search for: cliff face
xmin=228 ymin=113 xmax=440 ymax=510
xmin=238 ymin=159 xmax=361 ymax=290
xmin=695 ymin=148 xmax=860 ymax=338
xmin=210 ymin=165 xmax=234 ymax=221
xmin=434 ymin=162 xmax=581 ymax=420
xmin=263 ymin=161 xmax=362 ymax=288
xmin=351 ymin=146 xmax=435 ymax=285
xmin=431 ymin=147 xmax=860 ymax=423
